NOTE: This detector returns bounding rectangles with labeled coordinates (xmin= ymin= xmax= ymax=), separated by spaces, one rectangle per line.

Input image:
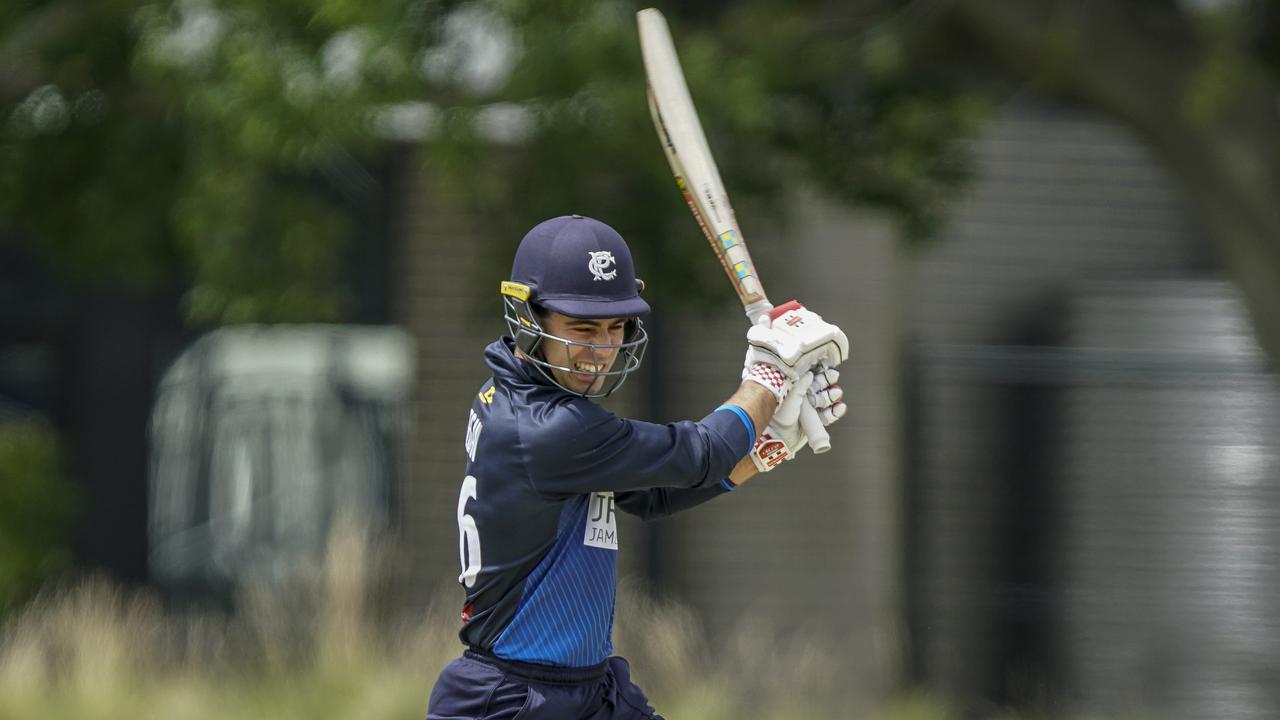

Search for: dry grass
xmin=0 ymin=522 xmax=958 ymax=719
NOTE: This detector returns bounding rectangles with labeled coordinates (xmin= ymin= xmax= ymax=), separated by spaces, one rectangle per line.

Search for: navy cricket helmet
xmin=500 ymin=215 xmax=649 ymax=397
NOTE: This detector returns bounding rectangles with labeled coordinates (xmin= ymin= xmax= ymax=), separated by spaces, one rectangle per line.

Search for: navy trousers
xmin=427 ymin=650 xmax=664 ymax=720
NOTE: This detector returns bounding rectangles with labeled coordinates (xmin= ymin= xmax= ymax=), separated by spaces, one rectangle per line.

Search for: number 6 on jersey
xmin=457 ymin=475 xmax=481 ymax=588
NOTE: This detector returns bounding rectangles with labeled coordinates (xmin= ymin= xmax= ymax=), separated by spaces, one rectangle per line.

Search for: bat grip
xmin=743 ymin=299 xmax=773 ymax=325
xmin=800 ymin=402 xmax=830 ymax=454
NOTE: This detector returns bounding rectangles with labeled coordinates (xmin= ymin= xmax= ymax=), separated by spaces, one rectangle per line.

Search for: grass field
xmin=0 ymin=526 xmax=1002 ymax=720
xmin=0 ymin=581 xmax=957 ymax=720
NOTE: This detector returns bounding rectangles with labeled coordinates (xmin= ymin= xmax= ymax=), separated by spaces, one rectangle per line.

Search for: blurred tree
xmin=0 ymin=0 xmax=437 ymax=323
xmin=468 ymin=0 xmax=1280 ymax=364
xmin=422 ymin=0 xmax=985 ymax=309
xmin=0 ymin=419 xmax=77 ymax=613
xmin=1 ymin=0 xmax=1276 ymax=367
xmin=0 ymin=0 xmax=982 ymax=320
xmin=928 ymin=0 xmax=1280 ymax=366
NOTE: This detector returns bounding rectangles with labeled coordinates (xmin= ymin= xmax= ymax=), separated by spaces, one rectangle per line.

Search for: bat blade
xmin=637 ymin=8 xmax=769 ymax=318
xmin=638 ymin=7 xmax=831 ymax=454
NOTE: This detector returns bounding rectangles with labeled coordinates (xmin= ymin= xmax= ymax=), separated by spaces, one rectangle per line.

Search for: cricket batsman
xmin=426 ymin=215 xmax=848 ymax=720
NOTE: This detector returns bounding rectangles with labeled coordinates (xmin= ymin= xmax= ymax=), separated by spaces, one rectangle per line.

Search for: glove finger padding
xmin=815 ymin=401 xmax=846 ymax=426
xmin=809 ymin=384 xmax=843 ymax=409
xmin=810 ymin=367 xmax=840 ymax=392
xmin=806 ymin=367 xmax=846 ymax=428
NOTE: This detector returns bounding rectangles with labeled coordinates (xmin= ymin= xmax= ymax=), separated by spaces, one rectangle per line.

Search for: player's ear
xmin=623 ymin=316 xmax=643 ymax=344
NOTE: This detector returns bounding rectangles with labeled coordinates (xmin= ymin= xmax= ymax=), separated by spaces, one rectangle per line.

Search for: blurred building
xmin=1 ymin=151 xmax=397 ymax=591
xmin=908 ymin=100 xmax=1207 ymax=702
xmin=1051 ymin=280 xmax=1280 ymax=718
xmin=907 ymin=100 xmax=1280 ymax=718
xmin=148 ymin=325 xmax=414 ymax=600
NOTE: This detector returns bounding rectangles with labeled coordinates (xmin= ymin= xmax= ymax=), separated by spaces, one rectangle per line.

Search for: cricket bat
xmin=637 ymin=7 xmax=830 ymax=454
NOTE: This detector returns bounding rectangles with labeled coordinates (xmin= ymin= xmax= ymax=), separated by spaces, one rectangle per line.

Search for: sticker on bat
xmin=719 ymin=230 xmax=739 ymax=249
xmin=732 ymin=261 xmax=752 ymax=279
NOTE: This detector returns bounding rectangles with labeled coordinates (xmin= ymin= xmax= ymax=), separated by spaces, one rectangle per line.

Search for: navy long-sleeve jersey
xmin=453 ymin=338 xmax=755 ymax=667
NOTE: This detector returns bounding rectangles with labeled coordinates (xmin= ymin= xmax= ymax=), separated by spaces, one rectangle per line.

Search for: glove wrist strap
xmin=750 ymin=429 xmax=794 ymax=473
xmin=743 ymin=362 xmax=787 ymax=403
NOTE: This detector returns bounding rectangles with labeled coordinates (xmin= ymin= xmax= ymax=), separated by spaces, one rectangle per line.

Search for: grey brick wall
xmin=908 ymin=98 xmax=1211 ymax=701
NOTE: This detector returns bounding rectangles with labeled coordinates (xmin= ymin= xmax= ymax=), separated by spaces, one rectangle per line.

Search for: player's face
xmin=539 ymin=312 xmax=628 ymax=395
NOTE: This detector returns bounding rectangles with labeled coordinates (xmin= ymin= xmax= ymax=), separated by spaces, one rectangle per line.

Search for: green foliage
xmin=0 ymin=420 xmax=77 ymax=614
xmin=1183 ymin=2 xmax=1253 ymax=127
xmin=1 ymin=0 xmax=439 ymax=323
xmin=429 ymin=0 xmax=986 ymax=308
xmin=0 ymin=0 xmax=983 ymax=319
xmin=0 ymin=2 xmax=180 ymax=289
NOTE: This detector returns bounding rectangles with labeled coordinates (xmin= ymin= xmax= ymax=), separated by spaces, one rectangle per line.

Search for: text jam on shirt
xmin=584 ymin=492 xmax=617 ymax=550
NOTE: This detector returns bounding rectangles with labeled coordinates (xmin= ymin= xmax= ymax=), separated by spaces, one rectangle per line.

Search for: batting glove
xmin=750 ymin=369 xmax=847 ymax=473
xmin=806 ymin=366 xmax=847 ymax=426
xmin=742 ymin=300 xmax=849 ymax=403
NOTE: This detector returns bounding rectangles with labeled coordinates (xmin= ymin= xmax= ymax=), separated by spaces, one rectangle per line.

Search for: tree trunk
xmin=941 ymin=0 xmax=1280 ymax=369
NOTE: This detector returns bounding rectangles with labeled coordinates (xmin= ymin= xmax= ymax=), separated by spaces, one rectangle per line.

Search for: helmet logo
xmin=587 ymin=251 xmax=617 ymax=281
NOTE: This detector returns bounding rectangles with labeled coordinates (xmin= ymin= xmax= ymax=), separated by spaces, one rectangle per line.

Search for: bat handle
xmin=743 ymin=299 xmax=773 ymax=325
xmin=800 ymin=401 xmax=830 ymax=454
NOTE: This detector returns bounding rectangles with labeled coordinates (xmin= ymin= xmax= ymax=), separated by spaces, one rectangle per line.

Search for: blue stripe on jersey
xmin=491 ymin=495 xmax=617 ymax=667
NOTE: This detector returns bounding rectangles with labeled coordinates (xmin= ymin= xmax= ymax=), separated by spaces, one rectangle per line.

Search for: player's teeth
xmin=575 ymin=362 xmax=601 ymax=372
